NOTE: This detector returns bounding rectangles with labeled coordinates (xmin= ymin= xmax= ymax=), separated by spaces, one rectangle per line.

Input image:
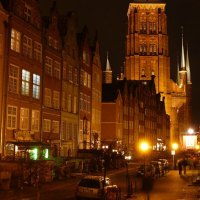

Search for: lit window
xmin=21 ymin=69 xmax=30 ymax=96
xmin=153 ymin=22 xmax=156 ymax=32
xmin=24 ymin=3 xmax=31 ymax=22
xmin=83 ymin=71 xmax=87 ymax=86
xmin=45 ymin=56 xmax=53 ymax=76
xmin=67 ymin=94 xmax=72 ymax=112
xmin=80 ymin=93 xmax=83 ymax=110
xmin=61 ymin=120 xmax=66 ymax=141
xmin=43 ymin=119 xmax=51 ymax=132
xmin=54 ymin=61 xmax=61 ymax=79
xmin=48 ymin=36 xmax=53 ymax=47
xmin=23 ymin=35 xmax=32 ymax=58
xmin=54 ymin=40 xmax=58 ymax=50
xmin=9 ymin=64 xmax=19 ymax=93
xmin=11 ymin=29 xmax=21 ymax=52
xmin=52 ymin=120 xmax=59 ymax=133
xmin=34 ymin=41 xmax=42 ymax=63
xmin=31 ymin=110 xmax=40 ymax=131
xmin=87 ymin=74 xmax=91 ymax=88
xmin=44 ymin=88 xmax=51 ymax=107
xmin=53 ymin=91 xmax=60 ymax=109
xmin=7 ymin=106 xmax=17 ymax=129
xmin=33 ymin=74 xmax=40 ymax=99
xmin=20 ymin=107 xmax=29 ymax=130
xmin=74 ymin=68 xmax=78 ymax=84
xmin=62 ymin=91 xmax=66 ymax=110
xmin=73 ymin=96 xmax=77 ymax=114
xmin=83 ymin=51 xmax=86 ymax=62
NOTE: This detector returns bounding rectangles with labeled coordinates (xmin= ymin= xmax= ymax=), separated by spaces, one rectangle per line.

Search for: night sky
xmin=39 ymin=0 xmax=200 ymax=127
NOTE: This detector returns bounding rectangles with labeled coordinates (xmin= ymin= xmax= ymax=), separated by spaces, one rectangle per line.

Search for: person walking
xmin=182 ymin=157 xmax=187 ymax=175
xmin=177 ymin=159 xmax=182 ymax=175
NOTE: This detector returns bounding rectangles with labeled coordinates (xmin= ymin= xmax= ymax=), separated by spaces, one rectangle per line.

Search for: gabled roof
xmin=102 ymin=77 xmax=156 ymax=103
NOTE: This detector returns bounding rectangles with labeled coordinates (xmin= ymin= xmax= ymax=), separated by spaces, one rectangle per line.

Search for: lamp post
xmin=125 ymin=156 xmax=132 ymax=198
xmin=102 ymin=145 xmax=108 ymax=189
xmin=140 ymin=142 xmax=149 ymax=176
xmin=140 ymin=141 xmax=150 ymax=200
xmin=172 ymin=143 xmax=178 ymax=169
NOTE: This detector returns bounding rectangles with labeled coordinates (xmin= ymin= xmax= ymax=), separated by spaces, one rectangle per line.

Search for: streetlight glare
xmin=140 ymin=142 xmax=149 ymax=152
xmin=172 ymin=143 xmax=178 ymax=150
xmin=188 ymin=128 xmax=194 ymax=134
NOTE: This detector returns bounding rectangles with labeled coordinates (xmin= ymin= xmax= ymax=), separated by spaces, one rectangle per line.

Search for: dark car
xmin=158 ymin=159 xmax=169 ymax=173
xmin=150 ymin=161 xmax=163 ymax=177
xmin=137 ymin=164 xmax=156 ymax=177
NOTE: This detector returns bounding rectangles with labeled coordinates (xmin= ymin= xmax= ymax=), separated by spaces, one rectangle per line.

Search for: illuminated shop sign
xmin=15 ymin=130 xmax=34 ymax=141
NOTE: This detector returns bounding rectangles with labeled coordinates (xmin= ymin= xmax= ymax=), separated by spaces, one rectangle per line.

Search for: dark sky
xmin=39 ymin=0 xmax=200 ymax=126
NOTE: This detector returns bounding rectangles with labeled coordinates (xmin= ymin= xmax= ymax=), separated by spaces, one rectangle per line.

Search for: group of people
xmin=177 ymin=158 xmax=188 ymax=175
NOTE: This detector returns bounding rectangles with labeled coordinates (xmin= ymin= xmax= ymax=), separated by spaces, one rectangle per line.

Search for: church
xmin=124 ymin=0 xmax=192 ymax=146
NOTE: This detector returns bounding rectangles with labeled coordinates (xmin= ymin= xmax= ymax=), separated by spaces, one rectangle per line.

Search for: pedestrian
xmin=177 ymin=159 xmax=182 ymax=175
xmin=182 ymin=157 xmax=187 ymax=175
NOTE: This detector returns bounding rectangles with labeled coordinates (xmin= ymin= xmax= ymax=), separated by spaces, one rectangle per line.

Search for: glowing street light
xmin=140 ymin=142 xmax=149 ymax=152
xmin=172 ymin=143 xmax=178 ymax=151
xmin=188 ymin=128 xmax=194 ymax=134
xmin=140 ymin=141 xmax=150 ymax=199
xmin=139 ymin=141 xmax=149 ymax=176
xmin=171 ymin=143 xmax=178 ymax=169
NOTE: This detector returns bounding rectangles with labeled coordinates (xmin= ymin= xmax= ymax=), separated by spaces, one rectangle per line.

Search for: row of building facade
xmin=0 ymin=0 xmax=191 ymax=159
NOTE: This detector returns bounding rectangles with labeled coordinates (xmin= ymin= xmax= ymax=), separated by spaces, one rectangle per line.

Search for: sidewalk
xmin=124 ymin=169 xmax=200 ymax=200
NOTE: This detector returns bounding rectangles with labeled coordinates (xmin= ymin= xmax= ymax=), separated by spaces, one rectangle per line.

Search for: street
xmin=0 ymin=165 xmax=200 ymax=200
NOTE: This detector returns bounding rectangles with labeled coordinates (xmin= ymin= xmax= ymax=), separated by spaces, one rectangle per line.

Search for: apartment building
xmin=61 ymin=12 xmax=79 ymax=157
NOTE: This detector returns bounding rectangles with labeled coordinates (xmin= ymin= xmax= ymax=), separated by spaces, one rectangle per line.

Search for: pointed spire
xmin=106 ymin=51 xmax=112 ymax=71
xmin=181 ymin=26 xmax=185 ymax=70
xmin=177 ymin=53 xmax=180 ymax=85
xmin=186 ymin=44 xmax=192 ymax=84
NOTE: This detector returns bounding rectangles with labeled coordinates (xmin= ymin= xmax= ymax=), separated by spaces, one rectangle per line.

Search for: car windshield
xmin=79 ymin=179 xmax=100 ymax=189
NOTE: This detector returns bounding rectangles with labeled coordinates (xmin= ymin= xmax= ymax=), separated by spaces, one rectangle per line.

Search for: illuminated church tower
xmin=103 ymin=52 xmax=113 ymax=84
xmin=125 ymin=0 xmax=192 ymax=145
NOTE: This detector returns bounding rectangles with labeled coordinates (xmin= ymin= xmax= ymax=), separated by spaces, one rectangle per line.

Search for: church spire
xmin=106 ymin=51 xmax=111 ymax=71
xmin=103 ymin=51 xmax=112 ymax=83
xmin=177 ymin=54 xmax=180 ymax=86
xmin=181 ymin=26 xmax=185 ymax=70
xmin=186 ymin=44 xmax=192 ymax=84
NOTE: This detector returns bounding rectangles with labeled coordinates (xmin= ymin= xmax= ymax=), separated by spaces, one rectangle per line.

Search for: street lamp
xmin=140 ymin=141 xmax=150 ymax=200
xmin=102 ymin=145 xmax=108 ymax=189
xmin=171 ymin=143 xmax=178 ymax=169
xmin=140 ymin=141 xmax=149 ymax=176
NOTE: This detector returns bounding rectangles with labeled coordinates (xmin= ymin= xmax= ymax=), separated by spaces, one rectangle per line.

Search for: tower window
xmin=141 ymin=69 xmax=146 ymax=78
xmin=149 ymin=22 xmax=157 ymax=34
xmin=140 ymin=22 xmax=147 ymax=33
xmin=139 ymin=44 xmax=147 ymax=55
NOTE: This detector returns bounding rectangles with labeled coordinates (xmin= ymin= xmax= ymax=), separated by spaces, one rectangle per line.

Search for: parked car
xmin=137 ymin=164 xmax=156 ymax=177
xmin=75 ymin=175 xmax=120 ymax=200
xmin=158 ymin=159 xmax=169 ymax=173
xmin=150 ymin=161 xmax=163 ymax=177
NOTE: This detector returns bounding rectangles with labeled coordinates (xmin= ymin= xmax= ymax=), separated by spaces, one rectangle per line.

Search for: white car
xmin=75 ymin=175 xmax=120 ymax=200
